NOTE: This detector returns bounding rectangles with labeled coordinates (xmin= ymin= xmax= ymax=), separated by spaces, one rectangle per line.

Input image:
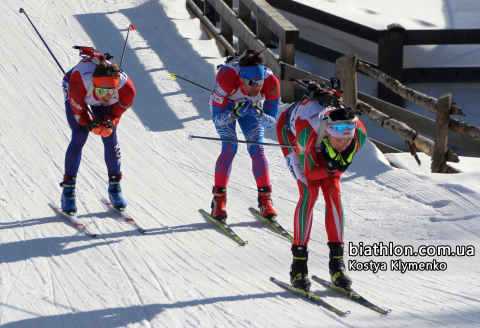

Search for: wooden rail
xmin=187 ymin=0 xmax=299 ymax=102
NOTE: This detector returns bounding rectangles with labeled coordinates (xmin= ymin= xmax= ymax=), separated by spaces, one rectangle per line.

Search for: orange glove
xmin=99 ymin=127 xmax=113 ymax=137
xmin=85 ymin=120 xmax=103 ymax=135
xmin=99 ymin=120 xmax=114 ymax=137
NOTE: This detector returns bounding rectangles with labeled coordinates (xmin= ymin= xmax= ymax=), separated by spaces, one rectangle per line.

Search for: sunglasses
xmin=243 ymin=78 xmax=265 ymax=86
xmin=95 ymin=87 xmax=118 ymax=97
xmin=329 ymin=122 xmax=356 ymax=132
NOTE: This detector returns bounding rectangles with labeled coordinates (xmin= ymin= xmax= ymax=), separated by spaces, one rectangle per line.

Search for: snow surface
xmin=1 ymin=0 xmax=480 ymax=327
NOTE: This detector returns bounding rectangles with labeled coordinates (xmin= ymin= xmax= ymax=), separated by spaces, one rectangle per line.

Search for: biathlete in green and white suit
xmin=276 ymin=83 xmax=367 ymax=292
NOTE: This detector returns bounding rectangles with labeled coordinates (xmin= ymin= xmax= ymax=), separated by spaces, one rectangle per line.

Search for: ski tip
xmin=270 ymin=277 xmax=276 ymax=281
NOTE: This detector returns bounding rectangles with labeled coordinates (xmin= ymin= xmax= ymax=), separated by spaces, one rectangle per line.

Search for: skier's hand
xmin=232 ymin=99 xmax=253 ymax=118
xmin=85 ymin=119 xmax=103 ymax=135
xmin=99 ymin=120 xmax=114 ymax=137
xmin=251 ymin=100 xmax=264 ymax=117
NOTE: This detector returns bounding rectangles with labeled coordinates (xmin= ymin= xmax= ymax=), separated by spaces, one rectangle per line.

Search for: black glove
xmin=103 ymin=119 xmax=114 ymax=130
xmin=85 ymin=119 xmax=102 ymax=132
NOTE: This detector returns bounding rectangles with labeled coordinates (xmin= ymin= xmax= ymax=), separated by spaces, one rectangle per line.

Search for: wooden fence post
xmin=377 ymin=23 xmax=405 ymax=107
xmin=431 ymin=93 xmax=452 ymax=173
xmin=220 ymin=0 xmax=233 ymax=47
xmin=280 ymin=42 xmax=295 ymax=102
xmin=335 ymin=53 xmax=358 ymax=109
xmin=238 ymin=1 xmax=252 ymax=53
xmin=204 ymin=0 xmax=216 ymax=25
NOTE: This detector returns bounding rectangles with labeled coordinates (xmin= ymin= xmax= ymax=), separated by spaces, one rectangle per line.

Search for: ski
xmin=270 ymin=277 xmax=349 ymax=316
xmin=311 ymin=275 xmax=391 ymax=315
xmin=249 ymin=207 xmax=294 ymax=242
xmin=101 ymin=198 xmax=147 ymax=233
xmin=49 ymin=202 xmax=97 ymax=237
xmin=199 ymin=209 xmax=248 ymax=246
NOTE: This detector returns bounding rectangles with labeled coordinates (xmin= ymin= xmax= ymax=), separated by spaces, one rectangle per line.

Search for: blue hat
xmin=239 ymin=65 xmax=265 ymax=80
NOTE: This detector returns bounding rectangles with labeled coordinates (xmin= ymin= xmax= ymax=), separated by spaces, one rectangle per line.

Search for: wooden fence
xmin=337 ymin=54 xmax=480 ymax=172
xmin=186 ymin=0 xmax=480 ymax=170
xmin=266 ymin=0 xmax=480 ymax=107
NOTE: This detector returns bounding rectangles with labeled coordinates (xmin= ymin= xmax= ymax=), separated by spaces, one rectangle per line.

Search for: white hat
xmin=325 ymin=116 xmax=358 ymax=138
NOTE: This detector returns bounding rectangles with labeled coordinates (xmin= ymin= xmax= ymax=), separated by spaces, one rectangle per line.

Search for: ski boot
xmin=211 ymin=186 xmax=227 ymax=222
xmin=328 ymin=242 xmax=352 ymax=290
xmin=290 ymin=245 xmax=311 ymax=291
xmin=258 ymin=185 xmax=277 ymax=221
xmin=108 ymin=174 xmax=127 ymax=210
xmin=60 ymin=174 xmax=77 ymax=214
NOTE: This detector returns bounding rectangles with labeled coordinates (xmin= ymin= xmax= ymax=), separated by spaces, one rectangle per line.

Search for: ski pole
xmin=171 ymin=73 xmax=213 ymax=93
xmin=19 ymin=8 xmax=67 ymax=79
xmin=119 ymin=24 xmax=135 ymax=69
xmin=188 ymin=135 xmax=295 ymax=148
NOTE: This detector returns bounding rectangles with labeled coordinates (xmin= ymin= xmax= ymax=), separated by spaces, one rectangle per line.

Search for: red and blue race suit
xmin=62 ymin=59 xmax=135 ymax=176
xmin=209 ymin=61 xmax=281 ymax=188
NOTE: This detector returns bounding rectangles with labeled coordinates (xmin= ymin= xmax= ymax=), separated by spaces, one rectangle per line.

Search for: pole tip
xmin=188 ymin=135 xmax=194 ymax=141
xmin=170 ymin=73 xmax=176 ymax=79
xmin=19 ymin=8 xmax=24 ymax=13
xmin=129 ymin=24 xmax=135 ymax=30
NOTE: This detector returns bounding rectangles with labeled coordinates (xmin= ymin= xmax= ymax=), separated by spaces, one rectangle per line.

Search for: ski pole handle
xmin=188 ymin=135 xmax=295 ymax=148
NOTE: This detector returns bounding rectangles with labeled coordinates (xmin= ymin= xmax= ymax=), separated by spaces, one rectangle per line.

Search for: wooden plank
xmin=240 ymin=0 xmax=299 ymax=43
xmin=377 ymin=29 xmax=390 ymax=104
xmin=238 ymin=1 xmax=252 ymax=52
xmin=358 ymin=92 xmax=480 ymax=155
xmin=206 ymin=0 xmax=282 ymax=77
xmin=404 ymin=29 xmax=480 ymax=45
xmin=432 ymin=94 xmax=452 ymax=173
xmin=220 ymin=0 xmax=233 ymax=45
xmin=335 ymin=53 xmax=357 ymax=109
xmin=204 ymin=0 xmax=216 ymax=25
xmin=403 ymin=67 xmax=480 ymax=83
xmin=186 ymin=0 xmax=236 ymax=56
xmin=265 ymin=0 xmax=378 ymax=43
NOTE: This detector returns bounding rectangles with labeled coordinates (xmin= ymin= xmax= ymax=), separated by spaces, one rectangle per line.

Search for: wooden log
xmin=431 ymin=94 xmax=452 ymax=173
xmin=448 ymin=118 xmax=480 ymax=142
xmin=358 ymin=100 xmax=459 ymax=163
xmin=335 ymin=53 xmax=358 ymax=109
xmin=357 ymin=60 xmax=464 ymax=116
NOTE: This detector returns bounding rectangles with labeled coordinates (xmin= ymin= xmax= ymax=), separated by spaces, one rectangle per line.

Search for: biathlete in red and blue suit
xmin=209 ymin=50 xmax=280 ymax=222
xmin=59 ymin=48 xmax=135 ymax=214
xmin=276 ymin=82 xmax=367 ymax=291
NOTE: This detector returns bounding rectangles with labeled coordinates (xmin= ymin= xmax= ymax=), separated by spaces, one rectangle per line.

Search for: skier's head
xmin=324 ymin=107 xmax=358 ymax=152
xmin=92 ymin=61 xmax=121 ymax=105
xmin=239 ymin=51 xmax=266 ymax=96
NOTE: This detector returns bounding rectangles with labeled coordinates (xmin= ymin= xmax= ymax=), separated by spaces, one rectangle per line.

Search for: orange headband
xmin=93 ymin=76 xmax=119 ymax=88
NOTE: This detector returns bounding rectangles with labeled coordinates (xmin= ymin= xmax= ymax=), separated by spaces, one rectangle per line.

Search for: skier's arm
xmin=256 ymin=74 xmax=280 ymax=128
xmin=68 ymin=71 xmax=92 ymax=126
xmin=107 ymin=77 xmax=136 ymax=126
xmin=211 ymin=67 xmax=237 ymax=126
